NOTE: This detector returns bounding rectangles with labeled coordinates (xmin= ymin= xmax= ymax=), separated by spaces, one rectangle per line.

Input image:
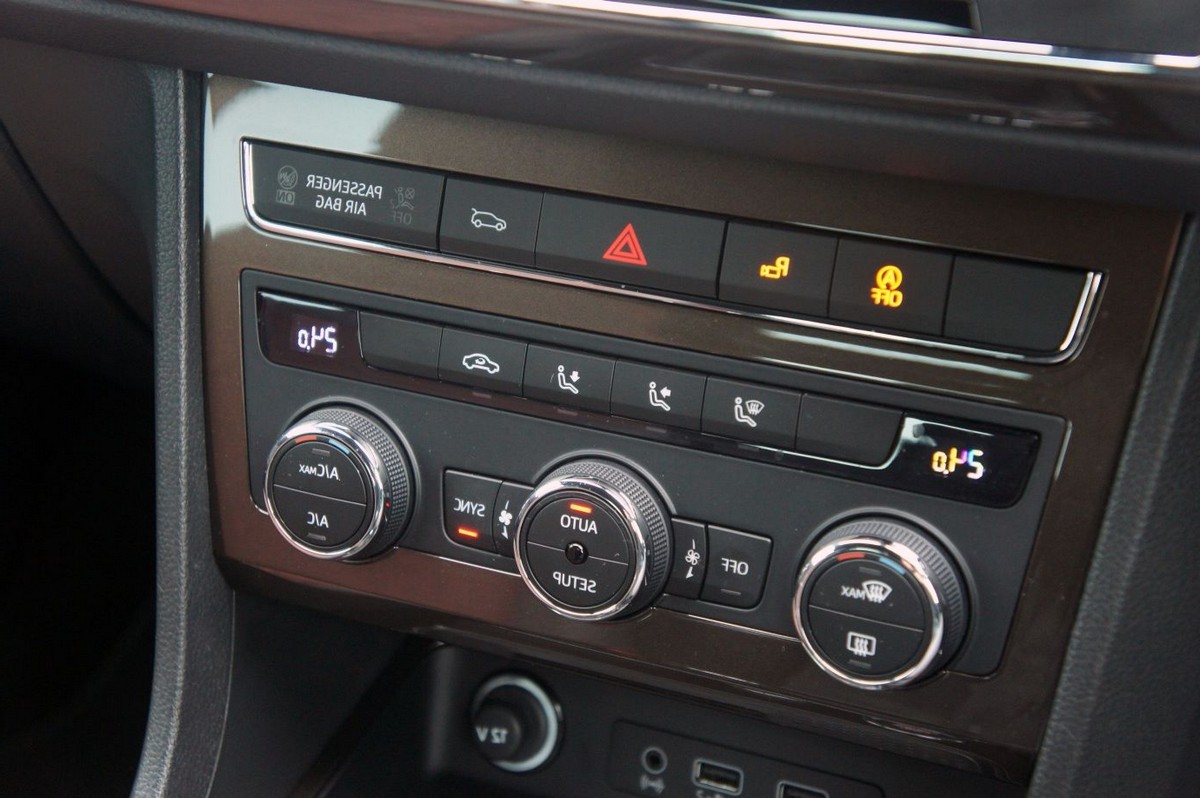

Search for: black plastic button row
xmin=699 ymin=379 xmax=903 ymax=465
xmin=718 ymin=224 xmax=1088 ymax=351
xmin=253 ymin=143 xmax=1089 ymax=354
xmin=360 ymin=312 xmax=902 ymax=465
xmin=361 ymin=316 xmax=616 ymax=408
xmin=441 ymin=469 xmax=773 ymax=611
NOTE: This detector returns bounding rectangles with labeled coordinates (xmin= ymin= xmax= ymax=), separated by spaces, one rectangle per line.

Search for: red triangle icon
xmin=602 ymin=223 xmax=648 ymax=266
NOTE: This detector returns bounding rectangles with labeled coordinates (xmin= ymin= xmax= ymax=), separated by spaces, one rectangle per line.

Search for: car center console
xmin=203 ymin=76 xmax=1180 ymax=790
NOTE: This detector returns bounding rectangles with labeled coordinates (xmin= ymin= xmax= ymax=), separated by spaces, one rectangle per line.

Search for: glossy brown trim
xmin=202 ymin=77 xmax=1179 ymax=781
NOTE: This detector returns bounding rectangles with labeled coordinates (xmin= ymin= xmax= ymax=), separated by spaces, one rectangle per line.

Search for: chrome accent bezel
xmin=263 ymin=418 xmax=389 ymax=560
xmin=792 ymin=534 xmax=948 ymax=690
xmin=513 ymin=474 xmax=652 ymax=621
xmin=242 ymin=140 xmax=1101 ymax=365
xmin=470 ymin=673 xmax=563 ymax=773
xmin=447 ymin=0 xmax=1200 ymax=75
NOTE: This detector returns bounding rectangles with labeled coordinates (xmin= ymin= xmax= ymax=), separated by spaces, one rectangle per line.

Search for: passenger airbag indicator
xmin=248 ymin=141 xmax=444 ymax=249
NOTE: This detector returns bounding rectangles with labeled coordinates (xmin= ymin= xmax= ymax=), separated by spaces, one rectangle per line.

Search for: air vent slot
xmin=639 ymin=0 xmax=977 ymax=35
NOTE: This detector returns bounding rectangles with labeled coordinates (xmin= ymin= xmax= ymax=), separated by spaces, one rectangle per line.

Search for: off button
xmin=701 ymin=526 xmax=772 ymax=608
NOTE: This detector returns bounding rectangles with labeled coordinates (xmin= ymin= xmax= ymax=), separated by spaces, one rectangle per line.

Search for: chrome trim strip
xmin=443 ymin=0 xmax=1200 ymax=75
xmin=1056 ymin=271 xmax=1104 ymax=353
xmin=243 ymin=140 xmax=1100 ymax=364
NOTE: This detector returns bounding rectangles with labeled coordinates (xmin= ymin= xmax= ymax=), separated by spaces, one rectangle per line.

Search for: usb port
xmin=692 ymin=758 xmax=743 ymax=795
xmin=778 ymin=782 xmax=829 ymax=798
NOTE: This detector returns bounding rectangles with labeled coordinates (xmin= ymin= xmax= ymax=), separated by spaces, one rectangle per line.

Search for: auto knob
xmin=793 ymin=517 xmax=968 ymax=689
xmin=264 ymin=406 xmax=413 ymax=560
xmin=513 ymin=459 xmax=671 ymax=621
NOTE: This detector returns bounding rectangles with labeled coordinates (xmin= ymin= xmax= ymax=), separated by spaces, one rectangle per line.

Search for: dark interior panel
xmin=0 ymin=119 xmax=150 ymax=386
xmin=200 ymin=74 xmax=1182 ymax=789
xmin=1 ymin=1 xmax=1199 ymax=795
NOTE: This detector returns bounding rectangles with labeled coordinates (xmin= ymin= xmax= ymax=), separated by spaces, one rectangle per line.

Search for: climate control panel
xmin=238 ymin=271 xmax=1064 ymax=690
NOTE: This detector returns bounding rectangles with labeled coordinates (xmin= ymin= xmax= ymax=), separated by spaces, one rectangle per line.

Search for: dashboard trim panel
xmin=203 ymin=76 xmax=1181 ymax=785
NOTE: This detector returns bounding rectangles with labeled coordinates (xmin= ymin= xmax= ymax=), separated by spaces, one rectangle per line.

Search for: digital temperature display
xmin=930 ymin=447 xmax=985 ymax=480
xmin=292 ymin=316 xmax=340 ymax=358
xmin=882 ymin=417 xmax=1040 ymax=507
xmin=258 ymin=293 xmax=357 ymax=371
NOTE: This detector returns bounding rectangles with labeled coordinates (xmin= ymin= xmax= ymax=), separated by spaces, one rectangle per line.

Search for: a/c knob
xmin=264 ymin=406 xmax=413 ymax=561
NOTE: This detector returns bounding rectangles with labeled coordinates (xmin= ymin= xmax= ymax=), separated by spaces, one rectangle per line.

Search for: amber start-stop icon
xmin=870 ymin=264 xmax=905 ymax=308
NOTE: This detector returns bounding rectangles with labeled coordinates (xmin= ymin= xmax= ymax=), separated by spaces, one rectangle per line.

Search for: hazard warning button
xmin=535 ymin=193 xmax=725 ymax=298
